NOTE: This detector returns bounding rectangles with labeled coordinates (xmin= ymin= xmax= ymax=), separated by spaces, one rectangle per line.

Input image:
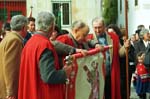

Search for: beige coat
xmin=93 ymin=32 xmax=126 ymax=64
xmin=0 ymin=32 xmax=23 ymax=98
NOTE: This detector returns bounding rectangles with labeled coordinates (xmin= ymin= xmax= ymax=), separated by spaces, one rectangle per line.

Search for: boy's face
xmin=138 ymin=58 xmax=143 ymax=63
xmin=28 ymin=21 xmax=35 ymax=32
xmin=138 ymin=54 xmax=145 ymax=63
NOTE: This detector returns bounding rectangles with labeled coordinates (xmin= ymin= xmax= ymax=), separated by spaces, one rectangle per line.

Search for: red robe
xmin=57 ymin=34 xmax=77 ymax=99
xmin=18 ymin=34 xmax=64 ymax=99
xmin=108 ymin=32 xmax=121 ymax=99
xmin=57 ymin=34 xmax=77 ymax=48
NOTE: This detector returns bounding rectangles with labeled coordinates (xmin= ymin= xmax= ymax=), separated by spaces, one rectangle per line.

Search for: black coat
xmin=134 ymin=39 xmax=147 ymax=55
xmin=23 ymin=32 xmax=32 ymax=45
xmin=144 ymin=43 xmax=150 ymax=68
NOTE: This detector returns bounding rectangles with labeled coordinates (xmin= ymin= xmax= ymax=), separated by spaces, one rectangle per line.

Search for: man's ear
xmin=74 ymin=28 xmax=79 ymax=34
xmin=49 ymin=24 xmax=55 ymax=34
xmin=21 ymin=25 xmax=27 ymax=37
xmin=22 ymin=25 xmax=26 ymax=32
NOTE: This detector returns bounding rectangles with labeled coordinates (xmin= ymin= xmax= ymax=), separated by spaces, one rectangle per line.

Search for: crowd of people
xmin=0 ymin=11 xmax=149 ymax=99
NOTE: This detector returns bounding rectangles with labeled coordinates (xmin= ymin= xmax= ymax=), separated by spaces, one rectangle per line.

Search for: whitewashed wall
xmin=118 ymin=0 xmax=150 ymax=36
xmin=71 ymin=0 xmax=102 ymax=33
xmin=26 ymin=0 xmax=52 ymax=19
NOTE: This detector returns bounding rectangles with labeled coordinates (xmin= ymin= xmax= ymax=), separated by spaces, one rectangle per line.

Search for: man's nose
xmin=95 ymin=28 xmax=99 ymax=33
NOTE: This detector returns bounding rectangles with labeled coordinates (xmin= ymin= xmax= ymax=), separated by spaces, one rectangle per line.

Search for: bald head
xmin=92 ymin=17 xmax=105 ymax=26
xmin=71 ymin=20 xmax=88 ymax=30
xmin=71 ymin=20 xmax=89 ymax=43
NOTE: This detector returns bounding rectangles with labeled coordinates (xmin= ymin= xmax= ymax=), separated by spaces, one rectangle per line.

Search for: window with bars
xmin=120 ymin=0 xmax=122 ymax=13
xmin=135 ymin=0 xmax=138 ymax=6
xmin=52 ymin=2 xmax=71 ymax=27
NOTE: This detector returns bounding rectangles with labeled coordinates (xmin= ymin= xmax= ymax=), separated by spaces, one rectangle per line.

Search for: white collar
xmin=143 ymin=40 xmax=149 ymax=47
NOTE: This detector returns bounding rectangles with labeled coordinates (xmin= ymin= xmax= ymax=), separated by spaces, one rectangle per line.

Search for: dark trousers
xmin=120 ymin=75 xmax=127 ymax=99
xmin=120 ymin=65 xmax=135 ymax=99
xmin=105 ymin=75 xmax=111 ymax=99
xmin=138 ymin=94 xmax=146 ymax=99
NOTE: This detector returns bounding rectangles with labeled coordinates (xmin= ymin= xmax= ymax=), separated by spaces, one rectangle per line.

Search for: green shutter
xmin=0 ymin=8 xmax=7 ymax=22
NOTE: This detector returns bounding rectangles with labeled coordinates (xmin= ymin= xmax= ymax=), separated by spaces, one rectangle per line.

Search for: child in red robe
xmin=133 ymin=51 xmax=150 ymax=99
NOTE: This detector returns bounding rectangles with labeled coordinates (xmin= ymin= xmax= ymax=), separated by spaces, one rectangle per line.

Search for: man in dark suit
xmin=134 ymin=29 xmax=150 ymax=55
xmin=23 ymin=17 xmax=35 ymax=44
xmin=128 ymin=34 xmax=136 ymax=96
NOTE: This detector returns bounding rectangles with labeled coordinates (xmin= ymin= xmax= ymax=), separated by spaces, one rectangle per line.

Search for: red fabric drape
xmin=18 ymin=34 xmax=64 ymax=99
xmin=108 ymin=32 xmax=121 ymax=99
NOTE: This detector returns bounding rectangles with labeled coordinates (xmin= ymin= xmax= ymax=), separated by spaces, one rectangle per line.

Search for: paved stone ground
xmin=130 ymin=83 xmax=139 ymax=99
xmin=130 ymin=87 xmax=150 ymax=99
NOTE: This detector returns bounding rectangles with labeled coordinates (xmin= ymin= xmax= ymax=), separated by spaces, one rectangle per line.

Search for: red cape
xmin=57 ymin=34 xmax=75 ymax=47
xmin=108 ymin=32 xmax=121 ymax=99
xmin=18 ymin=34 xmax=64 ymax=99
xmin=57 ymin=34 xmax=77 ymax=99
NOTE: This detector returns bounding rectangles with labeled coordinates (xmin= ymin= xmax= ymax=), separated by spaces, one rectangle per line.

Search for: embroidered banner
xmin=66 ymin=47 xmax=110 ymax=99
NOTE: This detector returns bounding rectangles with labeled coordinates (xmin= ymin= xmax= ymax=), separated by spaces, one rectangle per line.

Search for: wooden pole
xmin=29 ymin=6 xmax=33 ymax=17
xmin=124 ymin=0 xmax=129 ymax=99
xmin=30 ymin=6 xmax=33 ymax=11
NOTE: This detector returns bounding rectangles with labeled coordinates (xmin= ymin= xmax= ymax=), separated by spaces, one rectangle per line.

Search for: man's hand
xmin=76 ymin=49 xmax=88 ymax=56
xmin=95 ymin=44 xmax=104 ymax=51
xmin=124 ymin=39 xmax=130 ymax=48
xmin=108 ymin=45 xmax=113 ymax=49
xmin=63 ymin=64 xmax=73 ymax=78
xmin=6 ymin=96 xmax=16 ymax=99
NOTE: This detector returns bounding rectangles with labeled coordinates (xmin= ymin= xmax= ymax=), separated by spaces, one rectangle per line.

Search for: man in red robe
xmin=56 ymin=20 xmax=104 ymax=99
xmin=57 ymin=20 xmax=103 ymax=51
xmin=18 ymin=11 xmax=73 ymax=99
xmin=91 ymin=17 xmax=130 ymax=99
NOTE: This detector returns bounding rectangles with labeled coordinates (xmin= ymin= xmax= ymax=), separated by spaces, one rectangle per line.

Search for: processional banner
xmin=66 ymin=47 xmax=110 ymax=99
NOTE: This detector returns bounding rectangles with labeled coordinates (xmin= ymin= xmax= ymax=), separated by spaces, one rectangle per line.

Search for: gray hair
xmin=92 ymin=17 xmax=105 ymax=26
xmin=37 ymin=11 xmax=55 ymax=32
xmin=71 ymin=20 xmax=87 ymax=30
xmin=10 ymin=15 xmax=28 ymax=31
xmin=139 ymin=28 xmax=149 ymax=39
xmin=140 ymin=28 xmax=149 ymax=35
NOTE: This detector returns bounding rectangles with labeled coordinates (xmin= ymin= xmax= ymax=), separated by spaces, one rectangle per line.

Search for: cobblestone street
xmin=130 ymin=83 xmax=139 ymax=99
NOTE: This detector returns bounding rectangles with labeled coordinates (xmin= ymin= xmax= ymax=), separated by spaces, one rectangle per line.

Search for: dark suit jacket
xmin=23 ymin=32 xmax=32 ymax=45
xmin=144 ymin=43 xmax=150 ymax=67
xmin=134 ymin=39 xmax=147 ymax=55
